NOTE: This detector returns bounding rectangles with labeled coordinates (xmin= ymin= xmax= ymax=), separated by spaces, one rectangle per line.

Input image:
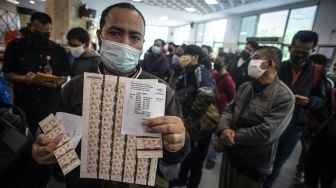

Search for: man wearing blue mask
xmin=141 ymin=39 xmax=169 ymax=79
xmin=31 ymin=3 xmax=190 ymax=188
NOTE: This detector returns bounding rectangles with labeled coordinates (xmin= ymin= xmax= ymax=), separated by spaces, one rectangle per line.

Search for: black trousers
xmin=177 ymin=135 xmax=212 ymax=188
xmin=304 ymin=127 xmax=336 ymax=188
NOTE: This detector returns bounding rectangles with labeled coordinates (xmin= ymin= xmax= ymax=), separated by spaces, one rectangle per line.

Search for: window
xmin=239 ymin=15 xmax=258 ymax=43
xmin=257 ymin=10 xmax=289 ymax=38
xmin=283 ymin=6 xmax=317 ymax=44
xmin=141 ymin=26 xmax=168 ymax=59
xmin=238 ymin=5 xmax=317 ymax=61
xmin=195 ymin=19 xmax=227 ymax=55
xmin=173 ymin=25 xmax=190 ymax=45
xmin=196 ymin=23 xmax=205 ymax=44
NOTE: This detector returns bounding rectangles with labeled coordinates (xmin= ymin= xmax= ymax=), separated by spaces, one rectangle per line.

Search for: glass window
xmin=141 ymin=26 xmax=168 ymax=59
xmin=283 ymin=6 xmax=317 ymax=44
xmin=196 ymin=23 xmax=204 ymax=43
xmin=173 ymin=25 xmax=190 ymax=45
xmin=282 ymin=46 xmax=290 ymax=61
xmin=239 ymin=15 xmax=258 ymax=43
xmin=257 ymin=10 xmax=289 ymax=38
xmin=203 ymin=21 xmax=216 ymax=46
xmin=214 ymin=19 xmax=227 ymax=42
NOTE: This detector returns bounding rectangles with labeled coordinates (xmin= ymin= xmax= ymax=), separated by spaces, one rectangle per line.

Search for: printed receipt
xmin=121 ymin=78 xmax=166 ymax=137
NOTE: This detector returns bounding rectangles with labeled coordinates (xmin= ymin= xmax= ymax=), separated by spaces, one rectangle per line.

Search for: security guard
xmin=3 ymin=12 xmax=71 ymax=135
xmin=2 ymin=12 xmax=70 ymax=188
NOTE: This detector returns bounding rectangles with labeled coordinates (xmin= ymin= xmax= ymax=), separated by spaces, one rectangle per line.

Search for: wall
xmin=313 ymin=0 xmax=336 ymax=45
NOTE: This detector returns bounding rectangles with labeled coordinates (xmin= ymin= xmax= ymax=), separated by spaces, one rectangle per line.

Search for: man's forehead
xmin=103 ymin=8 xmax=144 ymax=33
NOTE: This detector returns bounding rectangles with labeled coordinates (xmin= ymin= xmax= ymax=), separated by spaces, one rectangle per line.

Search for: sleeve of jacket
xmin=226 ymin=74 xmax=236 ymax=101
xmin=162 ymin=85 xmax=190 ymax=164
xmin=2 ymin=40 xmax=18 ymax=73
xmin=234 ymin=89 xmax=295 ymax=146
xmin=308 ymin=72 xmax=328 ymax=110
xmin=216 ymin=97 xmax=235 ymax=135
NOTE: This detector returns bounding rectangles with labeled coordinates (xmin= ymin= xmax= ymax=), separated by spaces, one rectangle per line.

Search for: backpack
xmin=307 ymin=64 xmax=336 ymax=132
xmin=0 ymin=102 xmax=32 ymax=174
xmin=186 ymin=67 xmax=220 ymax=141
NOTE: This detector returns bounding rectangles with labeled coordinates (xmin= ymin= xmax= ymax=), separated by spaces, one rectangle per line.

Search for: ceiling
xmin=11 ymin=0 xmax=308 ymax=27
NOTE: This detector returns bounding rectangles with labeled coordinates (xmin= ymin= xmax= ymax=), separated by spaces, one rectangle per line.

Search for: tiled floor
xmin=47 ymin=143 xmax=303 ymax=188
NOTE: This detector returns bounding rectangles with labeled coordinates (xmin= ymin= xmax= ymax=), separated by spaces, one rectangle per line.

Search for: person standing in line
xmin=263 ymin=30 xmax=327 ymax=188
xmin=66 ymin=27 xmax=101 ymax=77
xmin=31 ymin=3 xmax=190 ymax=188
xmin=217 ymin=46 xmax=294 ymax=188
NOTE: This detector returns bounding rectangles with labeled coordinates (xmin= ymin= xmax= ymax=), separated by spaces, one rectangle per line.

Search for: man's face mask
xmin=248 ymin=59 xmax=268 ymax=79
xmin=30 ymin=31 xmax=50 ymax=45
xmin=100 ymin=39 xmax=142 ymax=74
xmin=290 ymin=52 xmax=309 ymax=67
xmin=179 ymin=55 xmax=192 ymax=68
xmin=151 ymin=46 xmax=161 ymax=55
xmin=240 ymin=50 xmax=251 ymax=60
xmin=69 ymin=45 xmax=85 ymax=58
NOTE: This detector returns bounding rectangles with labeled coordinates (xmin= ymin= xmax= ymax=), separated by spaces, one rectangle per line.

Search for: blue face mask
xmin=151 ymin=46 xmax=161 ymax=54
xmin=100 ymin=39 xmax=142 ymax=73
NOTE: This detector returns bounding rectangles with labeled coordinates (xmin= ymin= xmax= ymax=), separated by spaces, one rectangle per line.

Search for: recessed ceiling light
xmin=132 ymin=0 xmax=142 ymax=2
xmin=205 ymin=0 xmax=218 ymax=5
xmin=159 ymin=16 xmax=168 ymax=21
xmin=6 ymin=0 xmax=19 ymax=4
xmin=29 ymin=0 xmax=36 ymax=4
xmin=185 ymin=7 xmax=196 ymax=12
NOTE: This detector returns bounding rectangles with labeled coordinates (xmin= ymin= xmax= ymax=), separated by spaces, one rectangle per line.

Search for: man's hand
xmin=32 ymin=134 xmax=61 ymax=165
xmin=144 ymin=116 xmax=185 ymax=152
xmin=219 ymin=128 xmax=236 ymax=147
xmin=24 ymin=71 xmax=36 ymax=83
xmin=295 ymin=95 xmax=309 ymax=106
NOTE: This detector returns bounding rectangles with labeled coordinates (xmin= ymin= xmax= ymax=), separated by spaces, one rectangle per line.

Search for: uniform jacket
xmin=216 ymin=77 xmax=295 ymax=175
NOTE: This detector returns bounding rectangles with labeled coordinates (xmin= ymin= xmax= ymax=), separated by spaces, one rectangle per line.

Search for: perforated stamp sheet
xmin=80 ymin=73 xmax=165 ymax=186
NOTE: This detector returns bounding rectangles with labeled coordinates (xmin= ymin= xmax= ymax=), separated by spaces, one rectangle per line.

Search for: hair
xmin=66 ymin=27 xmax=90 ymax=44
xmin=154 ymin=39 xmax=166 ymax=47
xmin=291 ymin=30 xmax=318 ymax=48
xmin=99 ymin=3 xmax=146 ymax=30
xmin=184 ymin=45 xmax=204 ymax=61
xmin=258 ymin=46 xmax=282 ymax=71
xmin=309 ymin=54 xmax=328 ymax=66
xmin=201 ymin=45 xmax=212 ymax=53
xmin=246 ymin=40 xmax=259 ymax=50
xmin=30 ymin=12 xmax=52 ymax=24
xmin=168 ymin=42 xmax=177 ymax=48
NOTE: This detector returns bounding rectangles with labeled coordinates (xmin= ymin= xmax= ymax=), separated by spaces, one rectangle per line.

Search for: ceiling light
xmin=185 ymin=7 xmax=196 ymax=12
xmin=159 ymin=16 xmax=168 ymax=21
xmin=132 ymin=0 xmax=142 ymax=2
xmin=40 ymin=0 xmax=46 ymax=1
xmin=29 ymin=0 xmax=36 ymax=4
xmin=6 ymin=0 xmax=19 ymax=4
xmin=205 ymin=0 xmax=218 ymax=5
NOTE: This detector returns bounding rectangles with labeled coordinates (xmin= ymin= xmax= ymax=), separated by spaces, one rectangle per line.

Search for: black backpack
xmin=0 ymin=102 xmax=32 ymax=174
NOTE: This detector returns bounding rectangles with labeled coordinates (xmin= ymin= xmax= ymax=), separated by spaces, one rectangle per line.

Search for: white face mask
xmin=248 ymin=59 xmax=267 ymax=79
xmin=100 ymin=39 xmax=142 ymax=74
xmin=151 ymin=46 xmax=161 ymax=54
xmin=69 ymin=45 xmax=85 ymax=58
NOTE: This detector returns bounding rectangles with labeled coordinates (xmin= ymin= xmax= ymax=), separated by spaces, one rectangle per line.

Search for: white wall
xmin=313 ymin=0 xmax=336 ymax=45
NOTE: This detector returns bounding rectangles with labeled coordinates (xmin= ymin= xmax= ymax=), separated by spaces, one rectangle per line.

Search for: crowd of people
xmin=1 ymin=2 xmax=336 ymax=188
